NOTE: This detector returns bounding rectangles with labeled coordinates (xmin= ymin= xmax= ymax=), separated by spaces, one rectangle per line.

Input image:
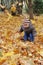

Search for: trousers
xmin=24 ymin=32 xmax=34 ymax=41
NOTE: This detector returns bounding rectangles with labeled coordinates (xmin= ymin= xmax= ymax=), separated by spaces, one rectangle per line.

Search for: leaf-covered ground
xmin=0 ymin=12 xmax=43 ymax=65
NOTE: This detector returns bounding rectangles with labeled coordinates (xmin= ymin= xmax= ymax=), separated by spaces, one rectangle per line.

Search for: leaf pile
xmin=0 ymin=13 xmax=43 ymax=65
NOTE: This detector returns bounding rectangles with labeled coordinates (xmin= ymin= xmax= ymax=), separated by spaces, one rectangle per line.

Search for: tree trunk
xmin=28 ymin=0 xmax=33 ymax=19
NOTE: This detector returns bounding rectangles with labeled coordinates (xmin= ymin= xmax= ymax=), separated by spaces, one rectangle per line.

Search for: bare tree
xmin=28 ymin=0 xmax=33 ymax=19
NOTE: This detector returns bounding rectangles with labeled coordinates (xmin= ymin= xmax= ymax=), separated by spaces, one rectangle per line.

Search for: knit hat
xmin=22 ymin=18 xmax=30 ymax=28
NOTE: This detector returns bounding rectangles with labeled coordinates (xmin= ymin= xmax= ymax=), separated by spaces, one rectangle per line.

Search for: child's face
xmin=23 ymin=23 xmax=30 ymax=28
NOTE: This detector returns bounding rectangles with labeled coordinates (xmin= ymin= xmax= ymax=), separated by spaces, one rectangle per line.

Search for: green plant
xmin=33 ymin=0 xmax=43 ymax=15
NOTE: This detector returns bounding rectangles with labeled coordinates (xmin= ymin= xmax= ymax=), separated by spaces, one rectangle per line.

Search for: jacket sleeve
xmin=20 ymin=26 xmax=23 ymax=32
xmin=29 ymin=22 xmax=37 ymax=36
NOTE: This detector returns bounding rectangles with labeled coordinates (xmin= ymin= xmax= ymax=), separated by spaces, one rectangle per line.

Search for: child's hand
xmin=17 ymin=31 xmax=21 ymax=34
xmin=14 ymin=32 xmax=21 ymax=39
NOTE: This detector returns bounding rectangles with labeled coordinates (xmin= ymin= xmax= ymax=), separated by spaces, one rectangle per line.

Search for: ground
xmin=0 ymin=12 xmax=43 ymax=65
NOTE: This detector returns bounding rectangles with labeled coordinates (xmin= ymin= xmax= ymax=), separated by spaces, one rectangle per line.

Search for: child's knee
xmin=24 ymin=34 xmax=27 ymax=41
xmin=29 ymin=33 xmax=34 ymax=41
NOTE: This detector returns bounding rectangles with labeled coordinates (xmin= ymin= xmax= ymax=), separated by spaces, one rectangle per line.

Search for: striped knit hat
xmin=22 ymin=18 xmax=30 ymax=28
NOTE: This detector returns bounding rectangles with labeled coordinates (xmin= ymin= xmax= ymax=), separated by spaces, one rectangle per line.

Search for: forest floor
xmin=0 ymin=12 xmax=43 ymax=65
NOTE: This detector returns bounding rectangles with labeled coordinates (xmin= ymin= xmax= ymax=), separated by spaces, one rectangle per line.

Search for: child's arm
xmin=30 ymin=22 xmax=36 ymax=36
xmin=0 ymin=4 xmax=5 ymax=9
xmin=16 ymin=26 xmax=23 ymax=34
xmin=20 ymin=26 xmax=23 ymax=32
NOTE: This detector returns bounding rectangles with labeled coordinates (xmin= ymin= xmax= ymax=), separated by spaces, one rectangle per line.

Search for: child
xmin=19 ymin=18 xmax=36 ymax=42
xmin=11 ymin=4 xmax=16 ymax=16
xmin=0 ymin=4 xmax=6 ymax=11
xmin=0 ymin=4 xmax=11 ymax=17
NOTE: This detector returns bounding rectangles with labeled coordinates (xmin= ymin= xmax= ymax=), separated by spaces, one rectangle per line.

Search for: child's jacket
xmin=20 ymin=19 xmax=36 ymax=36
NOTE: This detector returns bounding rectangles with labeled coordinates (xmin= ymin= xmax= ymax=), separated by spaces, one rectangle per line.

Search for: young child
xmin=11 ymin=4 xmax=16 ymax=16
xmin=0 ymin=4 xmax=6 ymax=11
xmin=19 ymin=17 xmax=36 ymax=42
